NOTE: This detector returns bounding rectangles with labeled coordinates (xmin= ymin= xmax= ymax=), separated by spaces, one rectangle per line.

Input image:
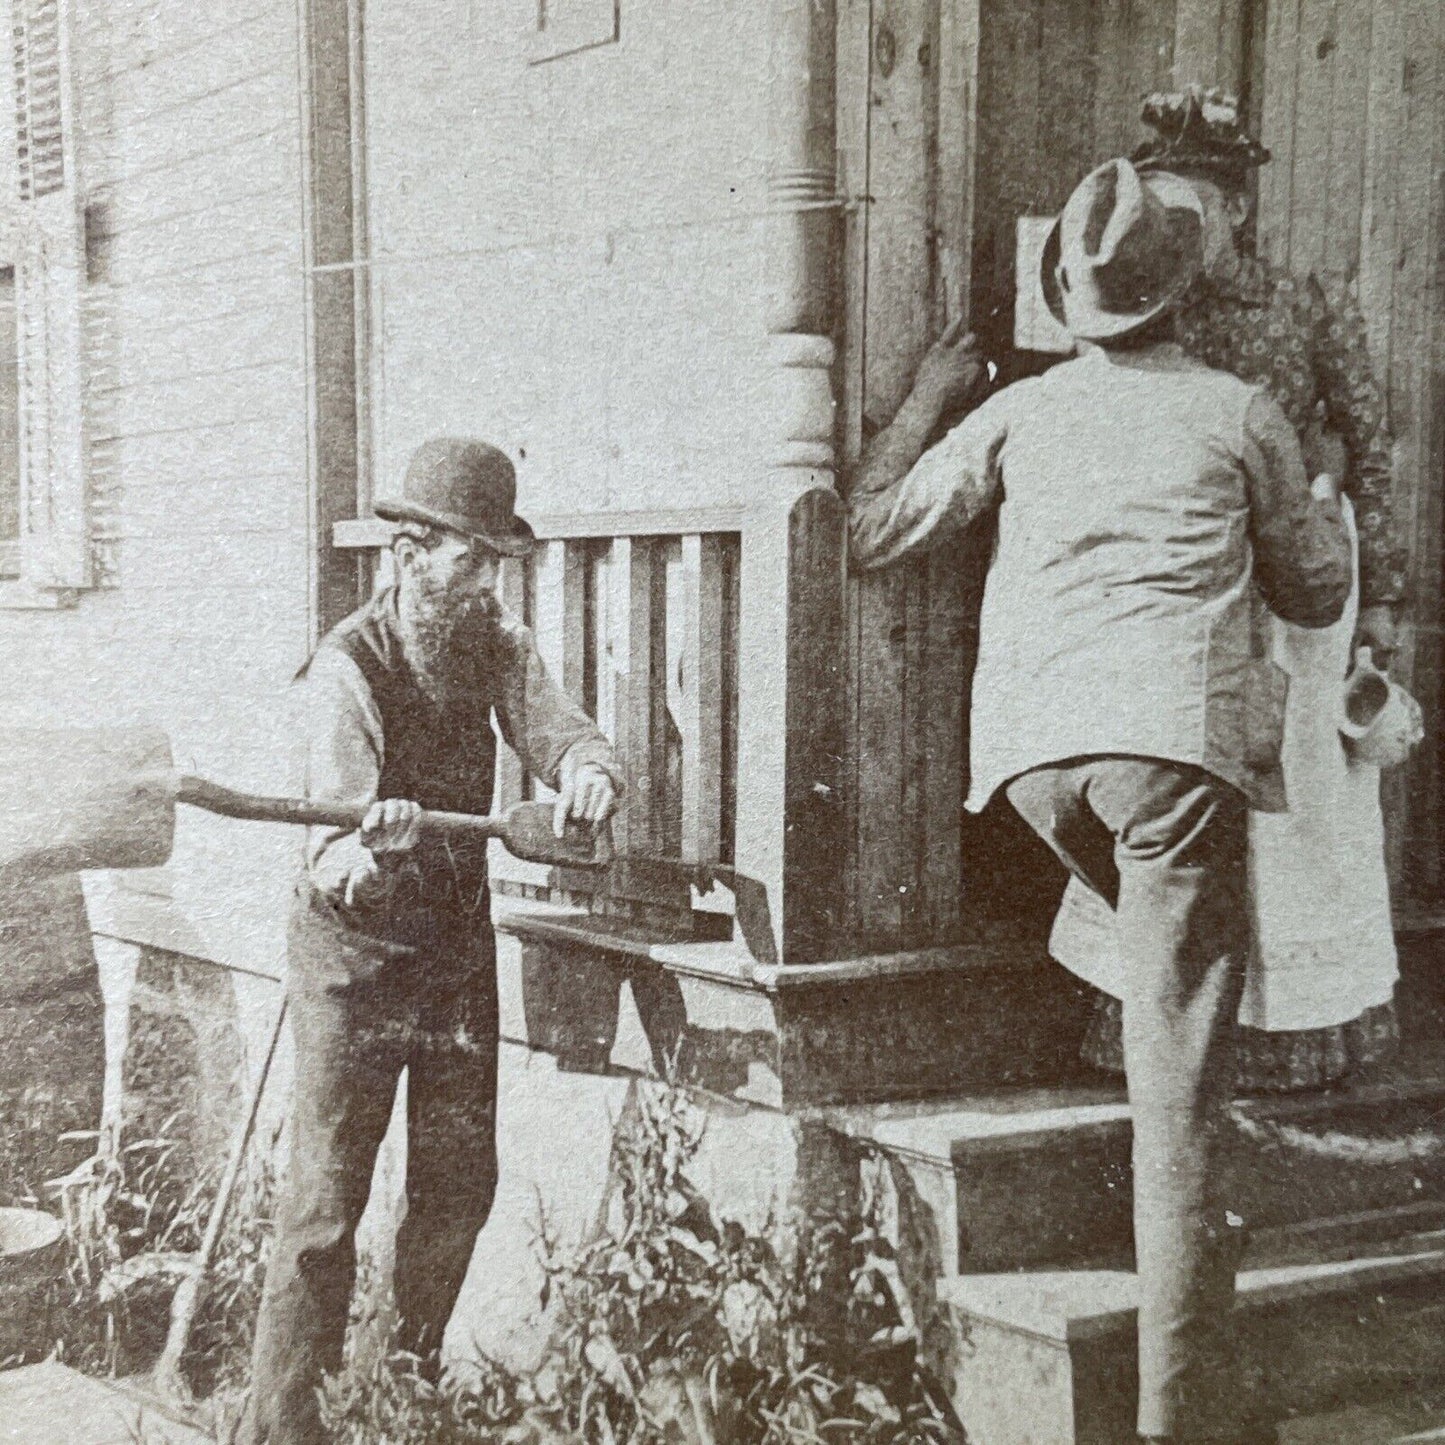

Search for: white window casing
xmin=2 ymin=0 xmax=87 ymax=605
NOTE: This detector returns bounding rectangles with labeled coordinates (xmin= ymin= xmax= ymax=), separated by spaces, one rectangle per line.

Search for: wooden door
xmin=837 ymin=0 xmax=1256 ymax=956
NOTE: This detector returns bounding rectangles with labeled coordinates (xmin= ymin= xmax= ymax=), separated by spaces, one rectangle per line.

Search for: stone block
xmin=950 ymin=1072 xmax=1445 ymax=1273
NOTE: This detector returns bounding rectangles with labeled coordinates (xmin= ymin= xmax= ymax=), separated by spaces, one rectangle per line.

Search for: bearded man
xmin=242 ymin=439 xmax=621 ymax=1445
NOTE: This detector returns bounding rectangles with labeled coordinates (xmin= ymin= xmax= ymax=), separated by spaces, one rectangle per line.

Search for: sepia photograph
xmin=0 ymin=1 xmax=1443 ymax=1442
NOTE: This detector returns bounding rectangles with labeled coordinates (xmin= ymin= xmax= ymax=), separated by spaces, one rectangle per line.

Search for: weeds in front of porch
xmin=320 ymin=1081 xmax=963 ymax=1445
xmin=44 ymin=1120 xmax=274 ymax=1425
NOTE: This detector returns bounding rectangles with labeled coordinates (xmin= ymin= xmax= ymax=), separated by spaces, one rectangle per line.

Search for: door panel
xmin=838 ymin=0 xmax=1253 ymax=953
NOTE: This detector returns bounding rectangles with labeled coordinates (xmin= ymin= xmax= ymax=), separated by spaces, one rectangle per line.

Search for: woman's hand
xmin=1354 ymin=604 xmax=1399 ymax=669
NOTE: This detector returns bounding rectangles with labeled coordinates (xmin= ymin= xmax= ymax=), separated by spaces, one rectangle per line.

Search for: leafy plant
xmin=321 ymin=1081 xmax=964 ymax=1445
xmin=44 ymin=1116 xmax=274 ymax=1416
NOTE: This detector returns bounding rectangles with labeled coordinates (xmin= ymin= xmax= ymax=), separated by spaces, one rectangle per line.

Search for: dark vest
xmin=302 ymin=588 xmax=499 ymax=944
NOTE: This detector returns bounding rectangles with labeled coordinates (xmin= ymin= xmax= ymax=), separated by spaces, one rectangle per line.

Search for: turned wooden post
xmin=730 ymin=0 xmax=848 ymax=965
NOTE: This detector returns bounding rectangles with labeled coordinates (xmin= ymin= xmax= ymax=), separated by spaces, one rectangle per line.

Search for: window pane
xmin=0 ymin=267 xmax=18 ymax=548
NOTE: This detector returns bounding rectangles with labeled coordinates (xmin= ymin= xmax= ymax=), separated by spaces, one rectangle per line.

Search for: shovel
xmin=0 ymin=727 xmax=612 ymax=883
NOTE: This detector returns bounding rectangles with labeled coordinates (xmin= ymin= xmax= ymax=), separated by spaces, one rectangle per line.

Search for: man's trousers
xmin=1006 ymin=757 xmax=1249 ymax=1442
xmin=241 ymin=891 xmax=500 ymax=1445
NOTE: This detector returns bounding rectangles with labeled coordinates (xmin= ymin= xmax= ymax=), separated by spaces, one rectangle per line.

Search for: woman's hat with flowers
xmin=1131 ymin=86 xmax=1271 ymax=183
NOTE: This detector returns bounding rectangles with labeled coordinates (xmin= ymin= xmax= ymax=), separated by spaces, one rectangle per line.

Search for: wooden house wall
xmin=0 ymin=2 xmax=311 ymax=974
xmin=1254 ymin=0 xmax=1445 ymax=907
xmin=360 ymin=0 xmax=776 ymax=526
xmin=837 ymin=0 xmax=1213 ymax=954
xmin=837 ymin=0 xmax=1445 ymax=954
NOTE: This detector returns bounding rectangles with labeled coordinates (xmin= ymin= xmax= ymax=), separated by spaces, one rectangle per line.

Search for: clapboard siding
xmin=0 ymin=0 xmax=310 ymax=974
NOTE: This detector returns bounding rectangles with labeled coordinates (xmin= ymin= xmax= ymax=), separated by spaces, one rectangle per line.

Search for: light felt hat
xmin=1041 ymin=157 xmax=1205 ymax=342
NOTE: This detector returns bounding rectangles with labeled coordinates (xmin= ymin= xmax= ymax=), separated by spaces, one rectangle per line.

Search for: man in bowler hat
xmin=846 ymin=160 xmax=1350 ymax=1440
xmin=242 ymin=439 xmax=621 ymax=1445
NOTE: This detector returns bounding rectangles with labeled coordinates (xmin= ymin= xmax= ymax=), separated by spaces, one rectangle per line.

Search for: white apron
xmin=1050 ymin=501 xmax=1398 ymax=1032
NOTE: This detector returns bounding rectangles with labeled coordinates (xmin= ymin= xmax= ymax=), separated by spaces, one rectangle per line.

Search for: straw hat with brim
xmin=375 ymin=437 xmax=536 ymax=557
xmin=1040 ymin=158 xmax=1205 ymax=343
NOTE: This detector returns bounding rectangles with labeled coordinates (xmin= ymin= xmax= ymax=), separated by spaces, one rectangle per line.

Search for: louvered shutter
xmin=12 ymin=0 xmax=86 ymax=590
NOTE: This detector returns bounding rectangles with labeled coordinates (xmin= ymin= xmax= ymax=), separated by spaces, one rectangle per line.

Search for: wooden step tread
xmin=1281 ymin=1401 xmax=1445 ymax=1444
xmin=824 ymin=1043 xmax=1445 ymax=1168
xmin=940 ymin=1238 xmax=1445 ymax=1344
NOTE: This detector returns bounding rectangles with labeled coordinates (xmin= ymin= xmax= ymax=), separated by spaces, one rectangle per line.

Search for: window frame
xmin=0 ymin=0 xmax=90 ymax=611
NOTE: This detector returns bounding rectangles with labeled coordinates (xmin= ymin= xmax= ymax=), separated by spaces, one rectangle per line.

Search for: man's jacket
xmin=848 ymin=343 xmax=1352 ymax=812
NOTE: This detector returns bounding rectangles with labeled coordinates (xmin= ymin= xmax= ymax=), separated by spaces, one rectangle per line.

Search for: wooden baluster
xmin=494 ymin=554 xmax=529 ymax=807
xmin=667 ymin=533 xmax=725 ymax=864
xmin=530 ymin=540 xmax=589 ymax=811
xmin=596 ymin=537 xmax=658 ymax=857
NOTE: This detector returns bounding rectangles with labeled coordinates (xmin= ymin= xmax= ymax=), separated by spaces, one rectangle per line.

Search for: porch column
xmin=731 ymin=0 xmax=848 ymax=964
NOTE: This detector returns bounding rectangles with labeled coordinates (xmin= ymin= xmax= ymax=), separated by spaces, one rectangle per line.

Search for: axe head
xmin=498 ymin=801 xmax=614 ymax=869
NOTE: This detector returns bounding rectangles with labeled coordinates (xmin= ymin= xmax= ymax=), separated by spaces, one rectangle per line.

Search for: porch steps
xmin=941 ymin=1224 xmax=1445 ymax=1445
xmin=918 ymin=1041 xmax=1445 ymax=1442
xmin=951 ymin=1069 xmax=1445 ymax=1273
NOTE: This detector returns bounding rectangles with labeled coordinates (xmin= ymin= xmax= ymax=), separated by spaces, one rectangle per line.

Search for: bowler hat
xmin=375 ymin=438 xmax=536 ymax=557
xmin=1132 ymin=87 xmax=1270 ymax=183
xmin=1041 ymin=157 xmax=1204 ymax=342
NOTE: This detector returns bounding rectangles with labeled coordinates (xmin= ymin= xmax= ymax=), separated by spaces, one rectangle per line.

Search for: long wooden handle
xmin=153 ymin=993 xmax=288 ymax=1407
xmin=175 ymin=774 xmax=504 ymax=839
xmin=174 ymin=774 xmax=609 ymax=868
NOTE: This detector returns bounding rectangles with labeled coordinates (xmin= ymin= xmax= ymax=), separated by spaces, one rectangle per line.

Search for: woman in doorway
xmin=1050 ymin=89 xmax=1408 ymax=1094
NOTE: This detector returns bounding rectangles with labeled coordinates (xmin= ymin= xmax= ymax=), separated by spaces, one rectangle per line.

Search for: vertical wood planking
xmin=1287 ymin=0 xmax=1340 ymax=279
xmin=1357 ymin=0 xmax=1402 ymax=370
xmin=1134 ymin=0 xmax=1180 ymax=115
xmin=937 ymin=0 xmax=978 ymax=328
xmin=532 ymin=538 xmax=587 ymax=704
xmin=852 ymin=0 xmax=940 ymax=946
xmin=926 ymin=0 xmax=978 ymax=940
xmin=1256 ymin=0 xmax=1302 ymax=264
xmin=668 ymin=533 xmax=725 ymax=863
xmin=1038 ymin=0 xmax=1102 ymax=213
xmin=863 ymin=0 xmax=941 ymax=421
xmin=1321 ymin=0 xmax=1373 ymax=280
xmin=531 ymin=538 xmax=588 ymax=810
xmin=494 ymin=554 xmax=529 ymax=808
xmin=1388 ymin=0 xmax=1445 ymax=898
xmin=971 ymin=0 xmax=1040 ymax=360
xmin=918 ymin=540 xmax=970 ymax=938
xmin=783 ymin=491 xmax=850 ymax=961
xmin=1091 ymin=0 xmax=1139 ymax=163
xmin=1172 ymin=0 xmax=1247 ymax=90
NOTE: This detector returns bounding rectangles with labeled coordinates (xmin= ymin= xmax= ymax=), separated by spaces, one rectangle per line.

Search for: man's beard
xmin=399 ymin=568 xmax=503 ymax=705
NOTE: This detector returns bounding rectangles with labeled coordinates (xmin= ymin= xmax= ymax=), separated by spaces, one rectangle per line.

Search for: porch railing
xmin=335 ymin=509 xmax=744 ymax=909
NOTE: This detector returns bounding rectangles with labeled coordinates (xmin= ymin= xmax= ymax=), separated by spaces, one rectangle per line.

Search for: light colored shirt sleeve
xmin=493 ymin=610 xmax=625 ymax=795
xmin=300 ymin=647 xmax=390 ymax=908
xmin=847 ymin=386 xmax=1016 ymax=570
xmin=1240 ymin=388 xmax=1353 ymax=629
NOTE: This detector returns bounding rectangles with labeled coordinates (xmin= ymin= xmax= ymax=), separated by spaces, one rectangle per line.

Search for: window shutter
xmin=12 ymin=0 xmax=86 ymax=591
